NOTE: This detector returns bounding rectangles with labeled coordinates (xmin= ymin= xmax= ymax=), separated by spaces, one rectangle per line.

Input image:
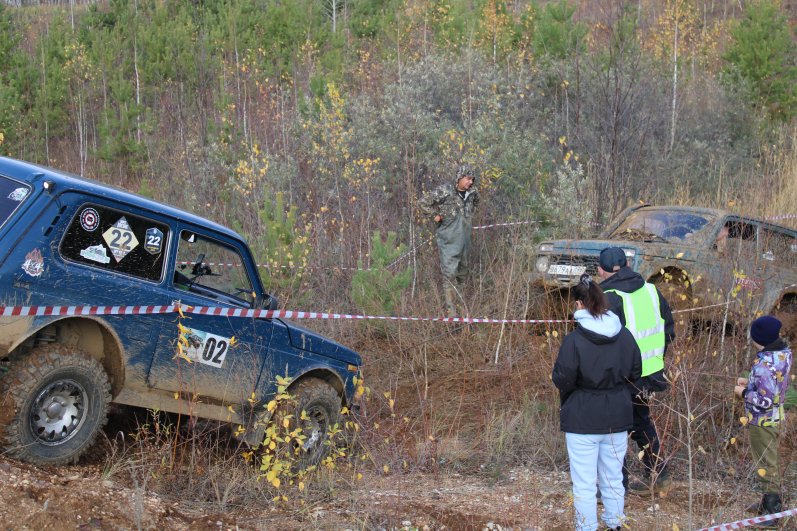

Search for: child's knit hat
xmin=750 ymin=315 xmax=782 ymax=347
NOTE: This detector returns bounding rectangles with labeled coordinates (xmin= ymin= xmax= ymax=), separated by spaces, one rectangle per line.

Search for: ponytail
xmin=572 ymin=274 xmax=609 ymax=317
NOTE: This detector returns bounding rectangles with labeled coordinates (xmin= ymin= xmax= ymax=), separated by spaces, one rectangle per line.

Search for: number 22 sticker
xmin=145 ymin=228 xmax=164 ymax=255
xmin=102 ymin=217 xmax=139 ymax=262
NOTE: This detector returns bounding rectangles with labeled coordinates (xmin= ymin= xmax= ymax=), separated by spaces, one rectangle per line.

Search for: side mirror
xmin=260 ymin=293 xmax=278 ymax=311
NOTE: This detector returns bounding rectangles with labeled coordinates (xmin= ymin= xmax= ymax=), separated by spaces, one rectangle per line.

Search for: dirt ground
xmin=0 ymin=449 xmax=791 ymax=530
xmin=1 ymin=330 xmax=796 ymax=530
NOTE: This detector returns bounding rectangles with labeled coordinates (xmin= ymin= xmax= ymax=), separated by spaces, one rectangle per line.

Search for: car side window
xmin=759 ymin=227 xmax=797 ymax=268
xmin=173 ymin=231 xmax=255 ymax=307
xmin=716 ymin=220 xmax=757 ymax=256
xmin=59 ymin=204 xmax=169 ymax=282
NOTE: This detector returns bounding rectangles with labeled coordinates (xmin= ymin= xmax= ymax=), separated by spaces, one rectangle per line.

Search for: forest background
xmin=1 ymin=0 xmax=797 ymax=529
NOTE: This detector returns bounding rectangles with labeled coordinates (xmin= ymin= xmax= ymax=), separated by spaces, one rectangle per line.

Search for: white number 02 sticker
xmin=181 ymin=328 xmax=231 ymax=368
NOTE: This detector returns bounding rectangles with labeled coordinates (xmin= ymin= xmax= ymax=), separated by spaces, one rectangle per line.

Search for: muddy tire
xmin=651 ymin=270 xmax=692 ymax=312
xmin=286 ymin=378 xmax=342 ymax=470
xmin=0 ymin=345 xmax=111 ymax=465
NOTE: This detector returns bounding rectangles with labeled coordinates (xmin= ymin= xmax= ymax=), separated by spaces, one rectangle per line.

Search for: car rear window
xmin=59 ymin=203 xmax=170 ymax=282
xmin=0 ymin=176 xmax=32 ymax=230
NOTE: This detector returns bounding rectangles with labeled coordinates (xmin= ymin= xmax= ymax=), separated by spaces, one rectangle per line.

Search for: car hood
xmin=279 ymin=319 xmax=362 ymax=366
xmin=541 ymin=239 xmax=692 ymax=261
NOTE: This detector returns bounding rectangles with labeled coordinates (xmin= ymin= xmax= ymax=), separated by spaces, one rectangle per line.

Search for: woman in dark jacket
xmin=552 ymin=274 xmax=642 ymax=531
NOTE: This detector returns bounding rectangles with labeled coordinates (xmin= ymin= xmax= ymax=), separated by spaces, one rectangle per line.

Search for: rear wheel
xmin=0 ymin=345 xmax=111 ymax=465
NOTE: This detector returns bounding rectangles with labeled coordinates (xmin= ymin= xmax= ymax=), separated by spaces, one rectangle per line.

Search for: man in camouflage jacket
xmin=419 ymin=164 xmax=479 ymax=316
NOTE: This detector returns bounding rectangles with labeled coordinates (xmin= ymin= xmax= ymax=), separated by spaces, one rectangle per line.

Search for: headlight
xmin=535 ymin=256 xmax=550 ymax=272
xmin=539 ymin=244 xmax=553 ymax=253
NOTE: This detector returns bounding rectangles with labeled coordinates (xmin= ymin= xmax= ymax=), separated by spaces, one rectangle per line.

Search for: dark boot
xmin=746 ymin=495 xmax=764 ymax=515
xmin=753 ymin=493 xmax=783 ymax=528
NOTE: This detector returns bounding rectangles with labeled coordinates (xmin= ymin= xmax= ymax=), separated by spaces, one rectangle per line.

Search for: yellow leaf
xmin=266 ymin=400 xmax=277 ymax=412
xmin=757 ymin=468 xmax=767 ymax=477
xmin=552 ymin=330 xmax=558 ymax=338
xmin=388 ymin=399 xmax=395 ymax=409
xmin=271 ymin=477 xmax=281 ymax=488
xmin=174 ymin=392 xmax=179 ymax=400
xmin=638 ymin=450 xmax=645 ymax=460
xmin=357 ymin=473 xmax=363 ymax=481
xmin=298 ymin=481 xmax=305 ymax=491
xmin=675 ymin=252 xmax=684 ymax=259
xmin=730 ymin=437 xmax=737 ymax=445
xmin=739 ymin=416 xmax=749 ymax=426
xmin=383 ymin=464 xmax=389 ymax=474
xmin=282 ymin=418 xmax=290 ymax=429
xmin=672 ymin=524 xmax=680 ymax=531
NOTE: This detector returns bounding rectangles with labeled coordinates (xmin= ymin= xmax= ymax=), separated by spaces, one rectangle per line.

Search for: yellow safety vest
xmin=605 ymin=283 xmax=666 ymax=377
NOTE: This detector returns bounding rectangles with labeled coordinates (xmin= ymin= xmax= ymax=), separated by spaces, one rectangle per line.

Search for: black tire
xmin=286 ymin=378 xmax=342 ymax=470
xmin=0 ymin=345 xmax=111 ymax=465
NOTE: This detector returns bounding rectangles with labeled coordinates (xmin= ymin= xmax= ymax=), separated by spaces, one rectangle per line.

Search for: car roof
xmin=635 ymin=205 xmax=796 ymax=233
xmin=0 ymin=156 xmax=241 ymax=240
xmin=636 ymin=204 xmax=728 ymax=217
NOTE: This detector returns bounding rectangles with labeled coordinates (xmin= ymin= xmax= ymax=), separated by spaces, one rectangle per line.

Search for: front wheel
xmin=286 ymin=378 xmax=342 ymax=470
xmin=0 ymin=345 xmax=111 ymax=465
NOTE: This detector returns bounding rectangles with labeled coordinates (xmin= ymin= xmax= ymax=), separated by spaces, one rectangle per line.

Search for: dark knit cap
xmin=750 ymin=315 xmax=782 ymax=347
xmin=599 ymin=247 xmax=627 ymax=272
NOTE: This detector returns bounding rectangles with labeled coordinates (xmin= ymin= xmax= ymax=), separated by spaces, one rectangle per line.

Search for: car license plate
xmin=547 ymin=264 xmax=586 ymax=276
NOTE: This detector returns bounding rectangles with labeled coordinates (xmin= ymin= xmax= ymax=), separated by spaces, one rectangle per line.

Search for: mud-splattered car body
xmin=0 ymin=156 xmax=361 ymax=464
xmin=530 ymin=204 xmax=797 ymax=330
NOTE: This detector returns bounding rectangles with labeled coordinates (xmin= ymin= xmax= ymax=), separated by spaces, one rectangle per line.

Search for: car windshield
xmin=0 ymin=176 xmax=31 ymax=230
xmin=610 ymin=209 xmax=715 ymax=243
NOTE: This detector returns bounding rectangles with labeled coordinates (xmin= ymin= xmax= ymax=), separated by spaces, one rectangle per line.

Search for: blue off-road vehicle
xmin=0 ymin=156 xmax=361 ymax=465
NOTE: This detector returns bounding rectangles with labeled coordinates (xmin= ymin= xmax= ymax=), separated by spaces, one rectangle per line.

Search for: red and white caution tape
xmin=473 ymin=220 xmax=541 ymax=230
xmin=766 ymin=213 xmax=797 ymax=222
xmin=0 ymin=305 xmax=569 ymax=324
xmin=672 ymin=300 xmax=737 ymax=314
xmin=697 ymin=506 xmax=797 ymax=530
xmin=0 ymin=297 xmax=737 ymax=323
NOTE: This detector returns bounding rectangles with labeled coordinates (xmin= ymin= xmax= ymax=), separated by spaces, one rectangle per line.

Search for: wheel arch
xmin=8 ymin=317 xmax=125 ymax=397
xmin=772 ymin=290 xmax=797 ymax=341
xmin=288 ymin=368 xmax=346 ymax=401
xmin=774 ymin=290 xmax=797 ymax=309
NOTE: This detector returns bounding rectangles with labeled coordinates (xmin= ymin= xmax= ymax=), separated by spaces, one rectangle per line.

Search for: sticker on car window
xmin=80 ymin=244 xmax=111 ymax=264
xmin=7 ymin=187 xmax=28 ymax=202
xmin=102 ymin=217 xmax=139 ymax=262
xmin=21 ymin=249 xmax=44 ymax=277
xmin=80 ymin=207 xmax=100 ymax=232
xmin=181 ymin=328 xmax=232 ymax=368
xmin=144 ymin=228 xmax=164 ymax=255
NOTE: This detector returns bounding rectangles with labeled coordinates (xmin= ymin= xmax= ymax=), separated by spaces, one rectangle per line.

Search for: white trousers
xmin=565 ymin=431 xmax=628 ymax=531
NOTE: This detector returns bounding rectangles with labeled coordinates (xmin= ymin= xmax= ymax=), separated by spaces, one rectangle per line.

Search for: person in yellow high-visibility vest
xmin=597 ymin=247 xmax=675 ymax=496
